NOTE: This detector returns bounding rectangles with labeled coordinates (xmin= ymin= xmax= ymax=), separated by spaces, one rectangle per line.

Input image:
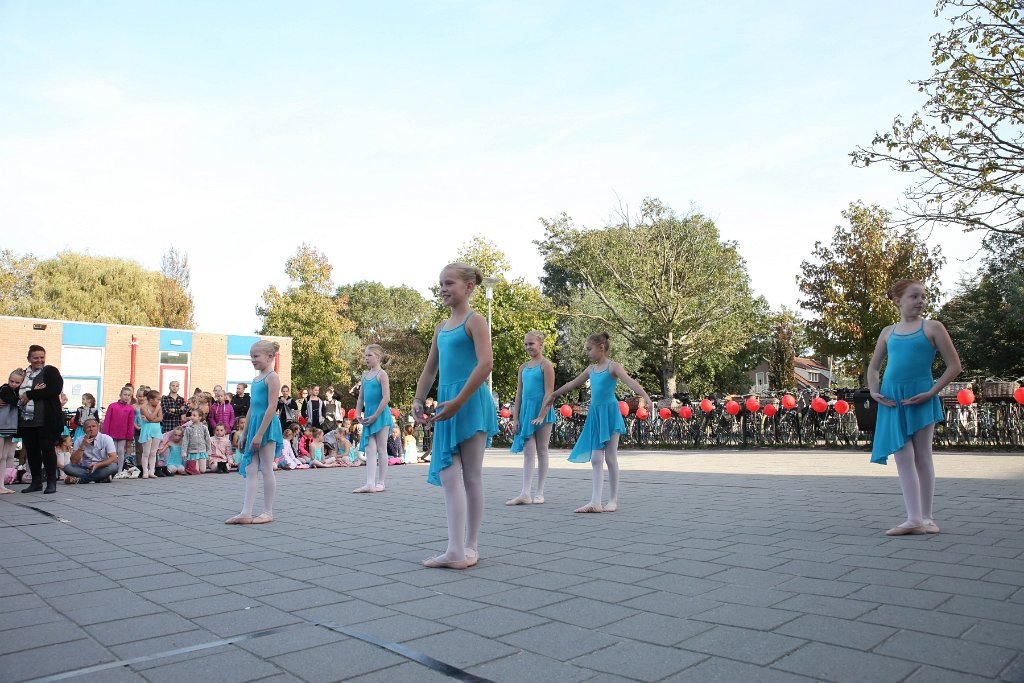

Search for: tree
xmin=852 ymin=0 xmax=1024 ymax=242
xmin=158 ymin=246 xmax=195 ymax=329
xmin=3 ymin=250 xmax=194 ymax=327
xmin=768 ymin=312 xmax=800 ymax=391
xmin=256 ymin=244 xmax=356 ymax=390
xmin=0 ymin=249 xmax=37 ymax=315
xmin=538 ymin=198 xmax=765 ymax=396
xmin=940 ymin=233 xmax=1024 ymax=376
xmin=426 ymin=236 xmax=558 ymax=404
xmin=797 ymin=202 xmax=945 ymax=382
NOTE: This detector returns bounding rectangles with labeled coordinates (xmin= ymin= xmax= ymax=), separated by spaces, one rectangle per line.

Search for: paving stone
xmin=391 ymin=594 xmax=484 ymax=620
xmin=772 ymin=594 xmax=878 ymax=619
xmin=349 ymin=613 xmax=453 ymax=642
xmin=192 ymin=605 xmax=302 ymax=637
xmin=144 ymin=647 xmax=282 ymax=683
xmin=0 ymin=620 xmax=90 ymax=655
xmin=234 ymin=623 xmax=347 ymax=658
xmin=773 ymin=642 xmax=918 ymax=682
xmin=401 ymin=629 xmax=518 ymax=668
xmin=938 ymin=595 xmax=1024 ymax=624
xmin=847 ymin=584 xmax=951 ymax=610
xmin=344 ymin=661 xmax=453 ymax=682
xmin=0 ymin=638 xmax=114 ymax=683
xmin=470 ymin=650 xmax=594 ymax=683
xmin=478 ymin=585 xmax=571 ymax=610
xmin=775 ymin=614 xmax=896 ymax=650
xmin=680 ymin=625 xmax=805 ymax=665
xmin=692 ymin=604 xmax=800 ymax=630
xmin=661 ymin=657 xmax=817 ymax=682
xmin=534 ymin=596 xmax=639 ymax=628
xmin=500 ymin=621 xmax=621 ymax=661
xmin=83 ymin=612 xmax=199 ymax=646
xmin=439 ymin=605 xmax=550 ymax=638
xmin=859 ymin=603 xmax=977 ymax=637
xmin=916 ymin=575 xmax=1019 ymax=600
xmin=257 ymin=587 xmax=350 ymax=612
xmin=903 ymin=665 xmax=1000 ymax=683
xmin=0 ymin=604 xmax=66 ymax=630
xmin=165 ymin=592 xmax=260 ymax=618
xmin=600 ymin=612 xmax=713 ymax=646
xmin=571 ymin=639 xmax=703 ymax=682
xmin=620 ymin=592 xmax=721 ymax=618
xmin=344 ymin=581 xmax=439 ymax=606
xmin=773 ymin=576 xmax=865 ymax=597
xmin=874 ymin=630 xmax=1017 ymax=677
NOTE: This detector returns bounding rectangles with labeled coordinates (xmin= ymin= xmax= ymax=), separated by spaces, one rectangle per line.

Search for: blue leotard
xmin=511 ymin=362 xmax=557 ymax=453
xmin=428 ymin=312 xmax=498 ymax=486
xmin=358 ymin=373 xmax=395 ymax=450
xmin=569 ymin=364 xmax=625 ymax=463
xmin=239 ymin=375 xmax=284 ymax=477
xmin=871 ymin=320 xmax=945 ymax=465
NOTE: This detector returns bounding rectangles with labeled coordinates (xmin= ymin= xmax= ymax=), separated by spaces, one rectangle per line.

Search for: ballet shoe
xmin=375 ymin=484 xmax=386 ymax=492
xmin=422 ymin=555 xmax=470 ymax=570
xmin=574 ymin=503 xmax=603 ymax=513
xmin=251 ymin=513 xmax=274 ymax=524
xmin=505 ymin=494 xmax=532 ymax=506
xmin=603 ymin=502 xmax=617 ymax=512
xmin=885 ymin=524 xmax=927 ymax=536
xmin=224 ymin=514 xmax=253 ymax=524
xmin=352 ymin=485 xmax=376 ymax=493
xmin=924 ymin=521 xmax=941 ymax=534
xmin=532 ymin=494 xmax=545 ymax=504
xmin=466 ymin=549 xmax=480 ymax=568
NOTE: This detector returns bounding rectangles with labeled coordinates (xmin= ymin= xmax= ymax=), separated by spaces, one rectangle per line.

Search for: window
xmin=226 ymin=356 xmax=253 ymax=393
xmin=160 ymin=351 xmax=190 ymax=365
xmin=61 ymin=346 xmax=104 ymax=410
xmin=755 ymin=372 xmax=766 ymax=387
xmin=809 ymin=371 xmax=820 ymax=382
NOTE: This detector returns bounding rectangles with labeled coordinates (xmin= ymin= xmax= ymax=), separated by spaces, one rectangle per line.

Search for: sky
xmin=0 ymin=0 xmax=984 ymax=335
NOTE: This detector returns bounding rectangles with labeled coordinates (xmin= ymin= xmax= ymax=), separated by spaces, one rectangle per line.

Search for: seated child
xmin=309 ymin=429 xmax=338 ymax=468
xmin=275 ymin=428 xmax=306 ymax=470
xmin=403 ymin=424 xmax=419 ymax=465
xmin=209 ymin=424 xmax=232 ymax=473
xmin=55 ymin=434 xmax=73 ymax=480
xmin=157 ymin=428 xmax=186 ymax=475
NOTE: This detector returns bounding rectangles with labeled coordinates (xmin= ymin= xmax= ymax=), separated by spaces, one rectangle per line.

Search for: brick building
xmin=747 ymin=356 xmax=834 ymax=394
xmin=0 ymin=316 xmax=291 ymax=410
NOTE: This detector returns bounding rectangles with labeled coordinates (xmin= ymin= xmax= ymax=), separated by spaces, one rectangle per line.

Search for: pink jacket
xmin=208 ymin=401 xmax=235 ymax=435
xmin=102 ymin=401 xmax=136 ymax=440
xmin=208 ymin=435 xmax=231 ymax=464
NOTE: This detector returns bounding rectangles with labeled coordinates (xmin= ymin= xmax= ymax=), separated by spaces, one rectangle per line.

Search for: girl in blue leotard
xmin=868 ymin=279 xmax=961 ymax=537
xmin=506 ymin=331 xmax=557 ymax=506
xmin=226 ymin=340 xmax=283 ymax=525
xmin=544 ymin=332 xmax=651 ymax=514
xmin=414 ymin=263 xmax=498 ymax=569
xmin=353 ymin=344 xmax=395 ymax=493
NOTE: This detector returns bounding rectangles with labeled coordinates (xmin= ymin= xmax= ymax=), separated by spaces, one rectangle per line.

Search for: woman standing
xmin=19 ymin=345 xmax=65 ymax=494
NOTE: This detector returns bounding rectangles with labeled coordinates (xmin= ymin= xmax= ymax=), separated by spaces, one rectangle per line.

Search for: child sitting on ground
xmin=209 ymin=424 xmax=232 ymax=473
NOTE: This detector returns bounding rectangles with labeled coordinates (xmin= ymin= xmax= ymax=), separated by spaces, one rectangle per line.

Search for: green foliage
xmin=257 ymin=245 xmax=356 ymax=390
xmin=852 ymin=0 xmax=1024 ymax=240
xmin=158 ymin=246 xmax=195 ymax=329
xmin=768 ymin=310 xmax=801 ymax=391
xmin=940 ymin=233 xmax=1024 ymax=377
xmin=1 ymin=250 xmax=195 ymax=328
xmin=797 ymin=202 xmax=945 ymax=382
xmin=538 ymin=197 xmax=765 ymax=396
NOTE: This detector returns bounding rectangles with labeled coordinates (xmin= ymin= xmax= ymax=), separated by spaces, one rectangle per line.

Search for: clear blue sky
xmin=0 ymin=1 xmax=981 ymax=334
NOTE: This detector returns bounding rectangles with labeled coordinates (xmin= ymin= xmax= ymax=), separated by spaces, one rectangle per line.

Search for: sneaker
xmin=64 ymin=476 xmax=79 ymax=485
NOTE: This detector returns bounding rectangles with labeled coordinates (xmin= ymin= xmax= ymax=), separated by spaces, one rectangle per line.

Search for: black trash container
xmin=852 ymin=388 xmax=877 ymax=433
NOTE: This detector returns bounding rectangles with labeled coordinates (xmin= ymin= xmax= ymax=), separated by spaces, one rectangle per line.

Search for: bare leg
xmin=912 ymin=424 xmax=936 ymax=524
xmin=533 ymin=423 xmax=552 ymax=503
xmin=604 ymin=433 xmax=620 ymax=512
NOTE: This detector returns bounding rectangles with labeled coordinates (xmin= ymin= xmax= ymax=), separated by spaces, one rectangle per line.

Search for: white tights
xmin=893 ymin=424 xmax=936 ymax=526
xmin=363 ymin=428 xmax=388 ymax=490
xmin=241 ymin=442 xmax=277 ymax=517
xmin=437 ymin=433 xmax=486 ymax=562
xmin=142 ymin=440 xmax=160 ymax=477
xmin=0 ymin=438 xmax=16 ymax=489
xmin=114 ymin=440 xmax=128 ymax=473
xmin=589 ymin=432 xmax=620 ymax=507
xmin=519 ymin=424 xmax=551 ymax=499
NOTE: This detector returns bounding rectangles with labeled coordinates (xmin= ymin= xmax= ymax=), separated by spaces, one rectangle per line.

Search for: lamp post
xmin=482 ymin=277 xmax=499 ymax=394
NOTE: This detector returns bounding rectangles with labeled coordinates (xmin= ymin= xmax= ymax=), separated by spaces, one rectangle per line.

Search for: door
xmin=160 ymin=366 xmax=189 ymax=396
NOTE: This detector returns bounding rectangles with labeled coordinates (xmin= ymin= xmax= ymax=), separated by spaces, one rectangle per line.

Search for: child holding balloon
xmin=543 ymin=332 xmax=651 ymax=513
xmin=868 ymin=279 xmax=960 ymax=536
xmin=507 ymin=331 xmax=557 ymax=506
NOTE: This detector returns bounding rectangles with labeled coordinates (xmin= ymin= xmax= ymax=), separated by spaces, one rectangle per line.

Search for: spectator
xmin=230 ymin=383 xmax=250 ymax=418
xmin=102 ymin=387 xmax=135 ymax=475
xmin=295 ymin=387 xmax=309 ymax=418
xmin=18 ymin=345 xmax=65 ymax=494
xmin=387 ymin=426 xmax=403 ymax=464
xmin=209 ymin=387 xmax=236 ymax=436
xmin=322 ymin=385 xmax=339 ymax=432
xmin=303 ymin=384 xmax=324 ymax=430
xmin=63 ymin=417 xmax=119 ymax=484
xmin=161 ymin=381 xmax=187 ymax=432
xmin=277 ymin=385 xmax=298 ymax=431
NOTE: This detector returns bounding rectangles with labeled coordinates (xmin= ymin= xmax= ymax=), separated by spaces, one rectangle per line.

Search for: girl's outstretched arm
xmin=610 ymin=362 xmax=652 ymax=408
xmin=413 ymin=324 xmax=442 ymax=425
xmin=867 ymin=328 xmax=897 ymax=408
xmin=543 ymin=366 xmax=590 ymax=409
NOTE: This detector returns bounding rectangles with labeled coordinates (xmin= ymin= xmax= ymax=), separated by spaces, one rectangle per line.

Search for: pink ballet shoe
xmin=885 ymin=524 xmax=927 ymax=536
xmin=422 ymin=555 xmax=470 ymax=570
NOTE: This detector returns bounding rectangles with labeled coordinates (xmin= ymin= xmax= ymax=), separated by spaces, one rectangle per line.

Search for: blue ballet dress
xmin=569 ymin=365 xmax=625 ymax=463
xmin=239 ymin=375 xmax=284 ymax=477
xmin=358 ymin=373 xmax=395 ymax=451
xmin=139 ymin=421 xmax=162 ymax=443
xmin=511 ymin=362 xmax=557 ymax=453
xmin=871 ymin=320 xmax=945 ymax=465
xmin=428 ymin=312 xmax=498 ymax=486
xmin=165 ymin=444 xmax=185 ymax=469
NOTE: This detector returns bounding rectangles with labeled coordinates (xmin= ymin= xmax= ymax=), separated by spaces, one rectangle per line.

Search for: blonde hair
xmin=9 ymin=368 xmax=26 ymax=382
xmin=365 ymin=344 xmax=391 ymax=367
xmin=525 ymin=330 xmax=545 ymax=345
xmin=886 ymin=279 xmax=925 ymax=303
xmin=252 ymin=339 xmax=280 ymax=356
xmin=443 ymin=262 xmax=483 ymax=286
xmin=587 ymin=331 xmax=611 ymax=352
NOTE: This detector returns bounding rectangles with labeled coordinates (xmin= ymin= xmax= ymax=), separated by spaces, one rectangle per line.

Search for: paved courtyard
xmin=2 ymin=449 xmax=1022 ymax=683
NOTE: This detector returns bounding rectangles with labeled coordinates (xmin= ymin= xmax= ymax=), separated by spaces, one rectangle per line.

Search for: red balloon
xmin=957 ymin=389 xmax=975 ymax=406
xmin=659 ymin=407 xmax=672 ymax=420
xmin=725 ymin=400 xmax=740 ymax=415
xmin=745 ymin=397 xmax=760 ymax=413
xmin=811 ymin=397 xmax=828 ymax=413
xmin=762 ymin=403 xmax=777 ymax=417
xmin=499 ymin=408 xmax=511 ymax=419
xmin=390 ymin=407 xmax=400 ymax=418
xmin=298 ymin=416 xmax=307 ymax=425
xmin=781 ymin=394 xmax=796 ymax=410
xmin=699 ymin=399 xmax=714 ymax=413
xmin=636 ymin=408 xmax=649 ymax=420
xmin=347 ymin=408 xmax=357 ymax=420
xmin=619 ymin=401 xmax=629 ymax=417
xmin=834 ymin=399 xmax=850 ymax=415
xmin=1015 ymin=387 xmax=1024 ymax=405
xmin=679 ymin=406 xmax=693 ymax=419
xmin=559 ymin=404 xmax=573 ymax=418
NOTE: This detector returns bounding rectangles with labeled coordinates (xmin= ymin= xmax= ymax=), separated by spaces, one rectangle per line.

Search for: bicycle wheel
xmin=777 ymin=412 xmax=799 ymax=446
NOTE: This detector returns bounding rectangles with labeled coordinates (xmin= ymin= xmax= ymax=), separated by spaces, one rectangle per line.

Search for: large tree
xmin=2 ymin=250 xmax=194 ymax=328
xmin=797 ymin=202 xmax=945 ymax=382
xmin=940 ymin=233 xmax=1024 ymax=377
xmin=768 ymin=310 xmax=801 ymax=391
xmin=537 ymin=197 xmax=764 ymax=396
xmin=257 ymin=244 xmax=356 ymax=390
xmin=852 ymin=0 xmax=1024 ymax=242
xmin=158 ymin=246 xmax=195 ymax=329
